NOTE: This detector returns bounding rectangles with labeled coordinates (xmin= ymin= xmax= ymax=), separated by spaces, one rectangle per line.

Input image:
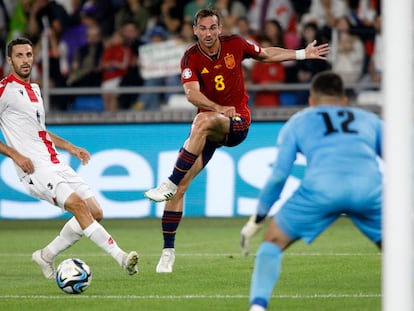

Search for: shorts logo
xmin=182 ymin=68 xmax=192 ymax=79
xmin=224 ymin=53 xmax=235 ymax=69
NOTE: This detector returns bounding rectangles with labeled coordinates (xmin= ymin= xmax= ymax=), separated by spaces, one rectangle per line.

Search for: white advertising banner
xmin=139 ymin=40 xmax=189 ymax=79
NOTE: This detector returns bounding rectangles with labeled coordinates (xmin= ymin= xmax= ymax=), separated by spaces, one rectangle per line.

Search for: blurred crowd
xmin=0 ymin=0 xmax=382 ymax=112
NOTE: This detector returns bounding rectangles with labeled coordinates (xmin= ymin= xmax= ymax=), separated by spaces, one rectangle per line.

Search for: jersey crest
xmin=224 ymin=53 xmax=235 ymax=69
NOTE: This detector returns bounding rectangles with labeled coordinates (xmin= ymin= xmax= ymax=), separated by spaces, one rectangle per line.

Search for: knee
xmin=65 ymin=198 xmax=89 ymax=217
xmin=192 ymin=114 xmax=211 ymax=133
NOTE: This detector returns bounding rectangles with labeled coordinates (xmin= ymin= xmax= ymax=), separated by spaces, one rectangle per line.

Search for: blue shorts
xmin=223 ymin=116 xmax=250 ymax=147
xmin=274 ymin=175 xmax=382 ymax=244
xmin=201 ymin=116 xmax=249 ymax=167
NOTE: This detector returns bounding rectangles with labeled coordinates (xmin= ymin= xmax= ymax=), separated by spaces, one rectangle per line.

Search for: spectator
xmin=21 ymin=0 xmax=71 ymax=110
xmin=247 ymin=0 xmax=296 ymax=36
xmin=356 ymin=14 xmax=382 ymax=106
xmin=0 ymin=1 xmax=14 ymax=58
xmin=100 ymin=30 xmax=135 ymax=112
xmin=347 ymin=0 xmax=380 ymax=74
xmin=251 ymin=37 xmax=286 ymax=107
xmin=79 ymin=0 xmax=116 ymax=39
xmin=158 ymin=0 xmax=185 ymax=35
xmin=66 ymin=24 xmax=103 ymax=88
xmin=118 ymin=22 xmax=144 ymax=110
xmin=262 ymin=19 xmax=299 ymax=85
xmin=233 ymin=16 xmax=258 ymax=44
xmin=290 ymin=0 xmax=311 ymax=22
xmin=32 ymin=24 xmax=71 ymax=110
xmin=294 ymin=22 xmax=331 ymax=104
xmin=136 ymin=25 xmax=181 ymax=110
xmin=176 ymin=20 xmax=196 ymax=44
xmin=263 ymin=19 xmax=285 ymax=48
xmin=59 ymin=0 xmax=85 ymax=32
xmin=0 ymin=1 xmax=13 ymax=76
xmin=329 ymin=15 xmax=365 ymax=85
xmin=114 ymin=0 xmax=150 ymax=35
xmin=214 ymin=0 xmax=247 ymax=34
xmin=300 ymin=0 xmax=349 ymax=42
xmin=25 ymin=0 xmax=70 ymax=45
xmin=183 ymin=0 xmax=212 ymax=23
xmin=348 ymin=0 xmax=379 ymax=30
xmin=3 ymin=0 xmax=34 ymax=76
xmin=362 ymin=14 xmax=382 ymax=85
xmin=61 ymin=0 xmax=99 ymax=65
xmin=5 ymin=0 xmax=30 ymax=43
xmin=233 ymin=16 xmax=259 ymax=106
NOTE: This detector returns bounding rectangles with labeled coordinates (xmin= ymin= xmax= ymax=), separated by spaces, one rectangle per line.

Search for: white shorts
xmin=20 ymin=162 xmax=94 ymax=209
xmin=101 ymin=77 xmax=122 ymax=92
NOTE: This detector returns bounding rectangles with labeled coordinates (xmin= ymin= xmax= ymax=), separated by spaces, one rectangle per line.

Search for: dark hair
xmin=194 ymin=8 xmax=221 ymax=26
xmin=7 ymin=37 xmax=33 ymax=57
xmin=311 ymin=71 xmax=345 ymax=97
xmin=264 ymin=19 xmax=284 ymax=48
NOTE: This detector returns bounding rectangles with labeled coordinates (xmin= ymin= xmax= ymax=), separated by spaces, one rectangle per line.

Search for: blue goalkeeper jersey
xmin=259 ymin=104 xmax=383 ymax=243
xmin=279 ymin=104 xmax=381 ymax=181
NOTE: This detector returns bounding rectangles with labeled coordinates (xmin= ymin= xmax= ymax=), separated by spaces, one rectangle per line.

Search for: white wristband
xmin=295 ymin=49 xmax=306 ymax=60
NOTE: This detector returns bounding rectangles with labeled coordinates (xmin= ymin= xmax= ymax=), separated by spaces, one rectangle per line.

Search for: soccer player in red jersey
xmin=144 ymin=8 xmax=330 ymax=273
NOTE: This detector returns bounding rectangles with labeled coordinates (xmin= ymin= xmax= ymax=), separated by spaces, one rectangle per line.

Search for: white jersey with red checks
xmin=0 ymin=74 xmax=61 ymax=178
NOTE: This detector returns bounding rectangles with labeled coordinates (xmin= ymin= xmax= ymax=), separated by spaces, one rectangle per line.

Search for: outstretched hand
xmin=305 ymin=40 xmax=330 ymax=60
xmin=71 ymin=146 xmax=91 ymax=165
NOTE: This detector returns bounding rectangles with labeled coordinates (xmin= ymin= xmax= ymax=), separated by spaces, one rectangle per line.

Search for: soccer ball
xmin=55 ymin=258 xmax=92 ymax=294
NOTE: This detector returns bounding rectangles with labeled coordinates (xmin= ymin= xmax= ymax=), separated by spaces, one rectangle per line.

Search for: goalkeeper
xmin=246 ymin=71 xmax=383 ymax=311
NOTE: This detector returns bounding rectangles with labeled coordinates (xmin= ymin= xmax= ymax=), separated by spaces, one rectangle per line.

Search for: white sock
xmin=42 ymin=217 xmax=83 ymax=261
xmin=83 ymin=220 xmax=125 ymax=266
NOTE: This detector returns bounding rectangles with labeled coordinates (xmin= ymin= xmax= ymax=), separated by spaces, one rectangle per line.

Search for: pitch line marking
xmin=0 ymin=252 xmax=381 ymax=257
xmin=0 ymin=293 xmax=381 ymax=300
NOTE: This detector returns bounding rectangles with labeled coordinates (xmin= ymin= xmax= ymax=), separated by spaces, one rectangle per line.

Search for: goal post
xmin=382 ymin=0 xmax=414 ymax=310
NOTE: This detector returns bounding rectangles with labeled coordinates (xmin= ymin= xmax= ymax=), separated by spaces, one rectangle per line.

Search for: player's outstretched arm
xmin=258 ymin=40 xmax=330 ymax=63
xmin=48 ymin=131 xmax=91 ymax=165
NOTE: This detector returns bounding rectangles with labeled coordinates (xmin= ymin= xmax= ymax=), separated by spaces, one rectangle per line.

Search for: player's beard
xmin=11 ymin=61 xmax=31 ymax=80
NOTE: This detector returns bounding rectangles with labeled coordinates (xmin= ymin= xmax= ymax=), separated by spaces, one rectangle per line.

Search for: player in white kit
xmin=0 ymin=37 xmax=139 ymax=279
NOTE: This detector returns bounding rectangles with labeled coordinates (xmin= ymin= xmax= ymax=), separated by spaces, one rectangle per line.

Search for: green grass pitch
xmin=0 ymin=217 xmax=381 ymax=311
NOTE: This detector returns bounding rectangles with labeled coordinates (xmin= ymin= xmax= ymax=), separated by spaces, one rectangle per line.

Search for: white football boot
xmin=32 ymin=249 xmax=55 ymax=279
xmin=144 ymin=179 xmax=177 ymax=202
xmin=122 ymin=251 xmax=139 ymax=275
xmin=240 ymin=214 xmax=264 ymax=256
xmin=156 ymin=248 xmax=175 ymax=273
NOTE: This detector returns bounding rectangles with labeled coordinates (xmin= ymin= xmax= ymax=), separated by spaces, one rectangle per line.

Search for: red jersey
xmin=251 ymin=62 xmax=286 ymax=107
xmin=100 ymin=43 xmax=132 ymax=81
xmin=180 ymin=35 xmax=262 ymax=125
